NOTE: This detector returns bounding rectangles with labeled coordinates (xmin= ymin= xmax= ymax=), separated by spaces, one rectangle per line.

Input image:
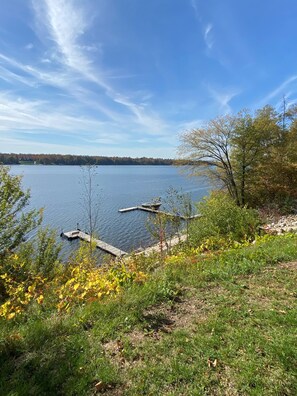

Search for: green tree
xmin=245 ymin=104 xmax=297 ymax=209
xmin=231 ymin=108 xmax=280 ymax=206
xmin=231 ymin=111 xmax=257 ymax=206
xmin=0 ymin=166 xmax=42 ymax=256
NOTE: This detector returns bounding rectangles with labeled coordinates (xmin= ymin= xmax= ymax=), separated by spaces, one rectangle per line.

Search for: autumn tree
xmin=179 ymin=114 xmax=245 ymax=205
xmin=231 ymin=107 xmax=282 ymax=206
xmin=248 ymin=105 xmax=297 ymax=208
xmin=178 ymin=105 xmax=297 ymax=209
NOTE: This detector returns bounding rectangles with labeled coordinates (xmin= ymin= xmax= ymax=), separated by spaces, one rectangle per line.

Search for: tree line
xmin=0 ymin=153 xmax=174 ymax=166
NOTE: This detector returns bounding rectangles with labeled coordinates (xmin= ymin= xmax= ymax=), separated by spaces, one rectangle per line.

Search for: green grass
xmin=0 ymin=234 xmax=297 ymax=395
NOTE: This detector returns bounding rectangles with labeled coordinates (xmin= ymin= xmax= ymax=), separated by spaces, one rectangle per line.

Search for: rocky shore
xmin=262 ymin=215 xmax=297 ymax=235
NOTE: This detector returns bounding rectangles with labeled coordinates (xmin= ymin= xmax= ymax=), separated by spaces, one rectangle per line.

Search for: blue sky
xmin=1 ymin=0 xmax=297 ymax=158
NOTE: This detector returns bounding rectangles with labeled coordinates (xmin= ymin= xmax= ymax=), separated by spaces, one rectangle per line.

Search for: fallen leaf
xmin=95 ymin=381 xmax=106 ymax=391
xmin=207 ymin=358 xmax=218 ymax=368
xmin=116 ymin=340 xmax=124 ymax=352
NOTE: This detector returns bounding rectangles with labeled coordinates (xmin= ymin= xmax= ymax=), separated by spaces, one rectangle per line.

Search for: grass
xmin=0 ymin=234 xmax=297 ymax=395
xmin=122 ymin=263 xmax=297 ymax=395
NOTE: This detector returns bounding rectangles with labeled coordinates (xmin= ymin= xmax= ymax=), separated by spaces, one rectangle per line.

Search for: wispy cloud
xmin=112 ymin=92 xmax=169 ymax=135
xmin=0 ymin=91 xmax=114 ymax=135
xmin=204 ymin=23 xmax=214 ymax=50
xmin=33 ymin=0 xmax=97 ymax=80
xmin=177 ymin=119 xmax=204 ymax=132
xmin=0 ymin=136 xmax=112 ymax=155
xmin=0 ymin=48 xmax=160 ymax=133
xmin=190 ymin=1 xmax=214 ymax=51
xmin=0 ymin=65 xmax=36 ymax=87
xmin=25 ymin=43 xmax=34 ymax=50
xmin=1 ymin=0 xmax=252 ymax=157
xmin=0 ymin=52 xmax=69 ymax=88
xmin=259 ymin=75 xmax=297 ymax=106
xmin=190 ymin=0 xmax=201 ymax=21
xmin=30 ymin=0 xmax=170 ymax=135
xmin=0 ymin=133 xmax=175 ymax=157
xmin=207 ymin=85 xmax=240 ymax=114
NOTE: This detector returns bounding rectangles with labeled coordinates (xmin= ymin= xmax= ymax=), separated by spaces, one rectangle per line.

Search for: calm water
xmin=11 ymin=165 xmax=211 ymax=255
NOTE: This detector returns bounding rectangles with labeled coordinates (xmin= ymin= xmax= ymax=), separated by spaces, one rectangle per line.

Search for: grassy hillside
xmin=1 ymin=233 xmax=297 ymax=395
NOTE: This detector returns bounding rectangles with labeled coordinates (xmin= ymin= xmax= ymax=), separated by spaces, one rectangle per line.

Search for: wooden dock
xmin=61 ymin=230 xmax=127 ymax=258
xmin=119 ymin=205 xmax=200 ymax=220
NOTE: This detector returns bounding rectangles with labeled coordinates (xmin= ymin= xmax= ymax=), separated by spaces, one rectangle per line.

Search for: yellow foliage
xmin=0 ymin=245 xmax=148 ymax=319
xmin=36 ymin=295 xmax=44 ymax=304
xmin=165 ymin=252 xmax=187 ymax=265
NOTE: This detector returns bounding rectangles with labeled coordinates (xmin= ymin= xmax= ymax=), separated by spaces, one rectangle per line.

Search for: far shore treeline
xmin=0 ymin=153 xmax=175 ymax=166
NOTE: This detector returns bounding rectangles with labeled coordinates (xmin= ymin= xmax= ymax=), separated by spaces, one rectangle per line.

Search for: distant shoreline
xmin=0 ymin=153 xmax=176 ymax=166
xmin=10 ymin=163 xmax=174 ymax=166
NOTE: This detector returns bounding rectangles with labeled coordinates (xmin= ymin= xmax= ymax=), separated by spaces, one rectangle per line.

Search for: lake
xmin=11 ymin=165 xmax=211 ymax=256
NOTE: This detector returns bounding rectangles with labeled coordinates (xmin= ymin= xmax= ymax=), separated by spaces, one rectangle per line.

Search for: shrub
xmin=0 ymin=165 xmax=42 ymax=257
xmin=189 ymin=192 xmax=260 ymax=250
xmin=0 ymin=242 xmax=147 ymax=320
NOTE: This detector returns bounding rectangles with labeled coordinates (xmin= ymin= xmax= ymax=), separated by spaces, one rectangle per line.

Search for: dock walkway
xmin=62 ymin=229 xmax=189 ymax=258
xmin=61 ymin=230 xmax=127 ymax=258
xmin=119 ymin=206 xmax=200 ymax=220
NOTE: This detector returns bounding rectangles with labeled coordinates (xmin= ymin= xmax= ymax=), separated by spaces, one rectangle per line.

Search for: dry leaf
xmin=95 ymin=381 xmax=106 ymax=391
xmin=116 ymin=340 xmax=124 ymax=352
xmin=207 ymin=358 xmax=218 ymax=368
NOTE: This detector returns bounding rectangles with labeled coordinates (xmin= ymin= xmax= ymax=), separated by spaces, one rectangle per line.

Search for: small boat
xmin=141 ymin=201 xmax=162 ymax=210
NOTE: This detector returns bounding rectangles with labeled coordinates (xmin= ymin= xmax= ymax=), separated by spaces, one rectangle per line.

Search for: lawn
xmin=0 ymin=234 xmax=297 ymax=395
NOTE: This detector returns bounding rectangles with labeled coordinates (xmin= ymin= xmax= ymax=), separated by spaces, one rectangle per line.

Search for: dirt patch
xmin=142 ymin=295 xmax=212 ymax=332
xmin=244 ymin=262 xmax=297 ymax=309
xmin=103 ymin=261 xmax=297 ymax=364
xmin=216 ymin=365 xmax=239 ymax=396
xmin=92 ymin=381 xmax=124 ymax=396
xmin=278 ymin=261 xmax=297 ymax=270
xmin=103 ymin=339 xmax=129 ymax=368
xmin=102 ymin=291 xmax=215 ymax=369
xmin=130 ymin=261 xmax=297 ymax=341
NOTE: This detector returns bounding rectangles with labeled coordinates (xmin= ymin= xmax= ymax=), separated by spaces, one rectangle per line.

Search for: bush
xmin=0 ymin=241 xmax=148 ymax=320
xmin=189 ymin=192 xmax=260 ymax=250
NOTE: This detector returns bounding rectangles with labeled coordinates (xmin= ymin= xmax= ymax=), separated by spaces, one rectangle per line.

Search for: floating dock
xmin=119 ymin=205 xmax=200 ymax=220
xmin=118 ymin=206 xmax=138 ymax=213
xmin=61 ymin=230 xmax=127 ymax=258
